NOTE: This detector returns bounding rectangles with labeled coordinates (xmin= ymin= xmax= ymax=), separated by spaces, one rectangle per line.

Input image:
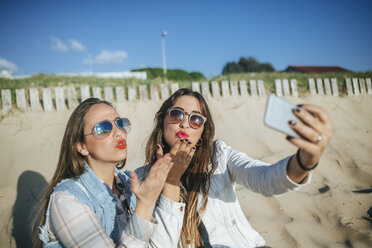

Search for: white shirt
xmin=137 ymin=140 xmax=312 ymax=248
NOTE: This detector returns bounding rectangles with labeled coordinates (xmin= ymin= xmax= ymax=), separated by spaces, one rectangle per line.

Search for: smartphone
xmin=264 ymin=94 xmax=301 ymax=138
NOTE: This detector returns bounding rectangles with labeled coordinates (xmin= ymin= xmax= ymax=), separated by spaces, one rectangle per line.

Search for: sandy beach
xmin=0 ymin=95 xmax=371 ymax=247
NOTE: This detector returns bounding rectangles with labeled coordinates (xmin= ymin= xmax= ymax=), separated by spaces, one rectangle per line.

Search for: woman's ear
xmin=76 ymin=142 xmax=89 ymax=156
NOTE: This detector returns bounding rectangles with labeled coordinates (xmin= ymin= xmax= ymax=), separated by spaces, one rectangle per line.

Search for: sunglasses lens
xmin=190 ymin=114 xmax=205 ymax=129
xmin=94 ymin=121 xmax=113 ymax=139
xmin=169 ymin=109 xmax=184 ymax=123
xmin=116 ymin=118 xmax=131 ymax=133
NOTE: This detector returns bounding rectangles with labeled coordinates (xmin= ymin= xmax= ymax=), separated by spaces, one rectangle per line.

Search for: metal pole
xmin=161 ymin=31 xmax=167 ymax=77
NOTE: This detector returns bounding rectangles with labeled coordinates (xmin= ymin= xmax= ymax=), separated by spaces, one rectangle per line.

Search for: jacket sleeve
xmin=149 ymin=194 xmax=185 ymax=248
xmin=215 ymin=140 xmax=312 ymax=196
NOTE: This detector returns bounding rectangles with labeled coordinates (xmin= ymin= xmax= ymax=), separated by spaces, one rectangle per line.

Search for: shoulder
xmin=53 ymin=178 xmax=91 ymax=202
xmin=213 ymin=139 xmax=229 ymax=159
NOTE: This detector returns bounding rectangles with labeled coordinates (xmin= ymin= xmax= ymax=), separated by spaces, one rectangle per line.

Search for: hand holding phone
xmin=264 ymin=94 xmax=301 ymax=138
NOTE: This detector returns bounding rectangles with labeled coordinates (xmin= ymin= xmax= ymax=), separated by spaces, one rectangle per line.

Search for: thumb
xmin=130 ymin=171 xmax=139 ymax=194
xmin=156 ymin=144 xmax=164 ymax=160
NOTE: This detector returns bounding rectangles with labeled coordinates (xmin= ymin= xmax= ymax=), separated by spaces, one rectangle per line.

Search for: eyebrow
xmin=173 ymin=106 xmax=203 ymax=115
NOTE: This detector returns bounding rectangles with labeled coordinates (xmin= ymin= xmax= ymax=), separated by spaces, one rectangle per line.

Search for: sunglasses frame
xmin=84 ymin=117 xmax=131 ymax=139
xmin=167 ymin=108 xmax=207 ymax=130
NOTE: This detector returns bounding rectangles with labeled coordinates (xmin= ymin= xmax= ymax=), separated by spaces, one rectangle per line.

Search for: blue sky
xmin=0 ymin=0 xmax=371 ymax=78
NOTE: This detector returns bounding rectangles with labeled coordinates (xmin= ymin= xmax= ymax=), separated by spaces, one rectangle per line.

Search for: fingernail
xmin=192 ymin=146 xmax=196 ymax=149
xmin=156 ymin=144 xmax=160 ymax=149
xmin=185 ymin=138 xmax=189 ymax=142
xmin=286 ymin=135 xmax=294 ymax=140
xmin=180 ymin=139 xmax=184 ymax=142
xmin=288 ymin=120 xmax=297 ymax=126
xmin=188 ymin=141 xmax=192 ymax=145
xmin=294 ymin=107 xmax=302 ymax=113
xmin=297 ymin=104 xmax=303 ymax=107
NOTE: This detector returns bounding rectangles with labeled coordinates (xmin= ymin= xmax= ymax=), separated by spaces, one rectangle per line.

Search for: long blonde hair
xmin=32 ymin=98 xmax=126 ymax=247
xmin=145 ymin=88 xmax=216 ymax=247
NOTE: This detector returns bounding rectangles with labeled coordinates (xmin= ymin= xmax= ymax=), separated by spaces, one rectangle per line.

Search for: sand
xmin=0 ymin=95 xmax=371 ymax=247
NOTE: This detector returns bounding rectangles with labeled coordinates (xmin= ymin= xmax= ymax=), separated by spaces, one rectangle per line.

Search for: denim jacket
xmin=141 ymin=140 xmax=312 ymax=248
xmin=39 ymin=162 xmax=185 ymax=247
xmin=38 ymin=162 xmax=137 ymax=247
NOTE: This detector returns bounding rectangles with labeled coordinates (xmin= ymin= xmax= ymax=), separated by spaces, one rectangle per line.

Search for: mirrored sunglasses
xmin=85 ymin=117 xmax=131 ymax=139
xmin=167 ymin=108 xmax=206 ymax=129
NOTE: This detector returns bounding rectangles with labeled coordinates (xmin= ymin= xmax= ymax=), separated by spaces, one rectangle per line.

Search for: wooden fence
xmin=1 ymin=78 xmax=371 ymax=113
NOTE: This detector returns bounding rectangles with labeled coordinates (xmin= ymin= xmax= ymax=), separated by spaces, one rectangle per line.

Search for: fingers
xmin=170 ymin=138 xmax=195 ymax=161
xmin=170 ymin=139 xmax=182 ymax=158
xmin=184 ymin=145 xmax=196 ymax=165
xmin=180 ymin=139 xmax=193 ymax=160
xmin=292 ymin=106 xmax=324 ymax=135
xmin=286 ymin=135 xmax=318 ymax=154
xmin=291 ymin=104 xmax=332 ymax=145
xmin=151 ymin=154 xmax=173 ymax=177
xmin=294 ymin=104 xmax=333 ymax=131
xmin=289 ymin=119 xmax=321 ymax=144
xmin=130 ymin=171 xmax=139 ymax=193
xmin=156 ymin=144 xmax=164 ymax=160
xmin=300 ymin=104 xmax=332 ymax=127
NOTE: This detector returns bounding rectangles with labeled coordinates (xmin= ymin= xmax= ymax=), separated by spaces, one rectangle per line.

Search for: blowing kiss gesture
xmin=156 ymin=138 xmax=196 ymax=202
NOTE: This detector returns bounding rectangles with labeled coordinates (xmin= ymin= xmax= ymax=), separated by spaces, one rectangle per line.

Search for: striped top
xmin=47 ymin=174 xmax=157 ymax=247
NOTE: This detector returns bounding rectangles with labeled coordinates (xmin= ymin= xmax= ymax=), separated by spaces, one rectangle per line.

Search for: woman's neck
xmin=87 ymin=158 xmax=116 ymax=189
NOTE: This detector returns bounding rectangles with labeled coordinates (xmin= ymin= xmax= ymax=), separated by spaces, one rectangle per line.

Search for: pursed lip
xmin=116 ymin=139 xmax=127 ymax=149
xmin=176 ymin=131 xmax=189 ymax=139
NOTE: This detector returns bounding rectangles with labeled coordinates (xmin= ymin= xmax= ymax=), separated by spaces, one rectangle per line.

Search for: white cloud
xmin=51 ymin=36 xmax=68 ymax=52
xmin=69 ymin=39 xmax=86 ymax=51
xmin=84 ymin=50 xmax=128 ymax=65
xmin=0 ymin=58 xmax=18 ymax=71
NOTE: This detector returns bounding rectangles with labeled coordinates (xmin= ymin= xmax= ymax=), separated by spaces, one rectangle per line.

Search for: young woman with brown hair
xmin=35 ymin=98 xmax=174 ymax=247
xmin=141 ymin=88 xmax=332 ymax=247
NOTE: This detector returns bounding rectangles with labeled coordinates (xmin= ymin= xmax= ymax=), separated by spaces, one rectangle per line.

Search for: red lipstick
xmin=116 ymin=139 xmax=127 ymax=149
xmin=176 ymin=131 xmax=189 ymax=139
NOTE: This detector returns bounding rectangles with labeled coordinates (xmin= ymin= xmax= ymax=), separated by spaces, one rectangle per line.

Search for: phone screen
xmin=264 ymin=94 xmax=301 ymax=138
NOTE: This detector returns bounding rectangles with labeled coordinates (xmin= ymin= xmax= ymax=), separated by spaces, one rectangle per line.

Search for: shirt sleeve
xmin=49 ymin=191 xmax=156 ymax=248
xmin=149 ymin=194 xmax=185 ymax=247
xmin=217 ymin=140 xmax=312 ymax=196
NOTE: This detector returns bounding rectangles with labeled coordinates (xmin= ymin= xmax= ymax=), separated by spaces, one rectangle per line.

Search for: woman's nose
xmin=179 ymin=116 xmax=189 ymax=128
xmin=113 ymin=124 xmax=127 ymax=138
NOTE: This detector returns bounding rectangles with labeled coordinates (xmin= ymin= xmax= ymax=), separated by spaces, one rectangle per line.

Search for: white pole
xmin=161 ymin=31 xmax=167 ymax=77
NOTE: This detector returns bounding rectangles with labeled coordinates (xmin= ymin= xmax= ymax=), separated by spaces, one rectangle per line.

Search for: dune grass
xmin=0 ymin=71 xmax=371 ymax=101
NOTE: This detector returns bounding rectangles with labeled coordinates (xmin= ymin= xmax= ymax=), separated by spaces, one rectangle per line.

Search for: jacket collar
xmin=79 ymin=161 xmax=114 ymax=207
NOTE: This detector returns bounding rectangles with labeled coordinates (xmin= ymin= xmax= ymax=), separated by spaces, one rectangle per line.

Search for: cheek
xmin=163 ymin=122 xmax=175 ymax=146
xmin=191 ymin=128 xmax=203 ymax=145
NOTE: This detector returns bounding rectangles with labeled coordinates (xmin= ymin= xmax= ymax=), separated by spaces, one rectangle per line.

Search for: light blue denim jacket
xmin=38 ymin=162 xmax=137 ymax=247
xmin=39 ymin=161 xmax=185 ymax=247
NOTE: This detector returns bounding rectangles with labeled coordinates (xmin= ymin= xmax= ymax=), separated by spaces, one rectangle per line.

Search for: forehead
xmin=172 ymin=95 xmax=202 ymax=113
xmin=84 ymin=103 xmax=118 ymax=126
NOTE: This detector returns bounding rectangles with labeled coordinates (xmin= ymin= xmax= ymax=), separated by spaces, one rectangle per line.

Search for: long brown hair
xmin=145 ymin=88 xmax=216 ymax=247
xmin=32 ymin=98 xmax=126 ymax=247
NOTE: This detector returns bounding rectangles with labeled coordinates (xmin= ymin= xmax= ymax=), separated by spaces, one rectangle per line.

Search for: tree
xmin=222 ymin=62 xmax=244 ymax=74
xmin=222 ymin=56 xmax=275 ymax=74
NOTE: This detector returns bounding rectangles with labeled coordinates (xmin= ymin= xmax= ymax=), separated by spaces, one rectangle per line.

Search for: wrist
xmin=296 ymin=149 xmax=318 ymax=171
xmin=136 ymin=198 xmax=157 ymax=208
xmin=162 ymin=182 xmax=181 ymax=202
xmin=165 ymin=177 xmax=181 ymax=185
